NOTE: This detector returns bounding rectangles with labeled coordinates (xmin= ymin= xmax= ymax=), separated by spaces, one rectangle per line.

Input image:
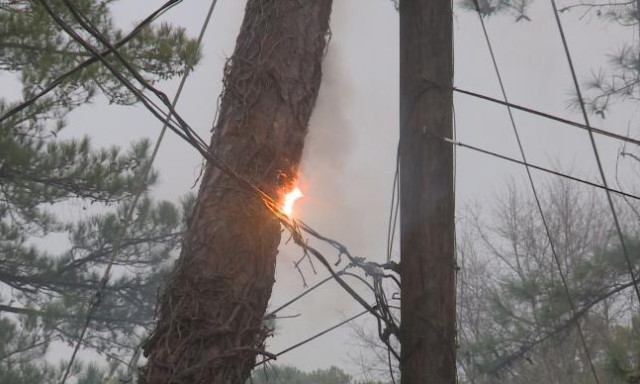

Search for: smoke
xmin=268 ymin=0 xmax=400 ymax=375
xmin=273 ymin=0 xmax=356 ymax=318
xmin=302 ymin=31 xmax=353 ymax=175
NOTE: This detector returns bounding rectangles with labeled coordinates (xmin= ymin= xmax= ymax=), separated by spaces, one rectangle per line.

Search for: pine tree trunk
xmin=140 ymin=1 xmax=332 ymax=383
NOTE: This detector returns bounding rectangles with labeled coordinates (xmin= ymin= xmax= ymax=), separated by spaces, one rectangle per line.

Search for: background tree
xmin=0 ymin=1 xmax=200 ymax=382
xmin=458 ymin=178 xmax=640 ymax=383
xmin=348 ymin=317 xmax=400 ymax=382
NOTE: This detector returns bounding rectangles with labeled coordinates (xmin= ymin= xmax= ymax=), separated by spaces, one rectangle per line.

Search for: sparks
xmin=282 ymin=187 xmax=303 ymax=218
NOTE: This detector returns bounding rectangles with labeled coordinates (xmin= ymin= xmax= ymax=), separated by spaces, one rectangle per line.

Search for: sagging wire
xmin=254 ymin=309 xmax=370 ymax=368
xmin=263 ymin=265 xmax=401 ymax=363
xmin=34 ymin=1 xmax=402 ymax=380
xmin=431 ymin=135 xmax=640 ymax=202
xmin=266 ymin=265 xmax=352 ymax=318
xmin=280 ymin=218 xmax=401 ymax=359
xmin=386 ymin=143 xmax=400 ymax=264
xmin=452 ymin=86 xmax=640 ymax=147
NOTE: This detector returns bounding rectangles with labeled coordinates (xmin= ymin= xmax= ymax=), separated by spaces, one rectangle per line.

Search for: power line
xmin=63 ymin=0 xmax=211 ymax=151
xmin=385 ymin=144 xmax=400 ymax=263
xmin=471 ymin=3 xmax=600 ymax=382
xmin=267 ymin=267 xmax=350 ymax=318
xmin=481 ymin=274 xmax=640 ymax=375
xmin=42 ymin=0 xmax=297 ymax=220
xmin=35 ymin=0 xmax=285 ymax=225
xmin=0 ymin=0 xmax=183 ymax=127
xmin=419 ymin=78 xmax=640 ymax=148
xmin=432 ymin=134 xmax=640 ymax=202
xmin=57 ymin=1 xmax=219 ymax=382
xmin=288 ymin=230 xmax=393 ymax=327
xmin=549 ymin=0 xmax=640 ymax=306
xmin=452 ymin=86 xmax=640 ymax=147
xmin=254 ymin=309 xmax=370 ymax=368
xmin=37 ymin=0 xmax=210 ymax=156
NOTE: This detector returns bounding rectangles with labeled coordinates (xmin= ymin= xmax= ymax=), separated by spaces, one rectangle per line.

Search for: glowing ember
xmin=282 ymin=187 xmax=303 ymax=218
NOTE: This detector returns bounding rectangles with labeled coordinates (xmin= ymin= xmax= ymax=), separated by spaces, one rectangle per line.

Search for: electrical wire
xmin=38 ymin=0 xmax=208 ymax=153
xmin=267 ymin=266 xmax=350 ymax=318
xmin=452 ymin=86 xmax=640 ymax=147
xmin=418 ymin=76 xmax=640 ymax=147
xmin=5 ymin=5 xmax=638 ymax=152
xmin=471 ymin=3 xmax=600 ymax=382
xmin=254 ymin=309 xmax=370 ymax=368
xmin=37 ymin=0 xmax=279 ymax=216
xmin=58 ymin=0 xmax=210 ymax=150
xmin=433 ymin=134 xmax=640 ymax=202
xmin=386 ymin=144 xmax=400 ymax=263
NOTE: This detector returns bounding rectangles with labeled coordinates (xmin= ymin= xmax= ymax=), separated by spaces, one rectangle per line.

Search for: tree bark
xmin=140 ymin=1 xmax=332 ymax=383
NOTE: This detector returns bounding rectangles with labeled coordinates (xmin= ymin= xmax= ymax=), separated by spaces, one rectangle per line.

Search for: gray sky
xmin=7 ymin=0 xmax=638 ymax=378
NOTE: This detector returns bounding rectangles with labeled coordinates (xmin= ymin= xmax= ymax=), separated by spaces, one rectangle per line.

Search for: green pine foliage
xmin=603 ymin=318 xmax=640 ymax=384
xmin=0 ymin=1 xmax=201 ymax=107
xmin=458 ymin=180 xmax=640 ymax=383
xmin=0 ymin=1 xmax=200 ymax=382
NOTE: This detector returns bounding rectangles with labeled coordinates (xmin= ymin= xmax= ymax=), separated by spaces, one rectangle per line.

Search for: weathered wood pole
xmin=141 ymin=1 xmax=333 ymax=383
xmin=399 ymin=0 xmax=456 ymax=382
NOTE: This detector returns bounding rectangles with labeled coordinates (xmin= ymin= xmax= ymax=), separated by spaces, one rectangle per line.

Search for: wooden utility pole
xmin=399 ymin=0 xmax=455 ymax=382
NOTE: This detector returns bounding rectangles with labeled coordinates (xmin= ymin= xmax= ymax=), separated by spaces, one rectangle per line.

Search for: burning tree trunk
xmin=140 ymin=1 xmax=333 ymax=383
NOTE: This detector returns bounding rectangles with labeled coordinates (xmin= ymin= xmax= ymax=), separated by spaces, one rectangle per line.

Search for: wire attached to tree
xmin=34 ymin=2 xmax=401 ymax=380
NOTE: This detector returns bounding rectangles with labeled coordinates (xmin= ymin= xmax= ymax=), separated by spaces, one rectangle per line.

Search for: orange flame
xmin=282 ymin=187 xmax=303 ymax=218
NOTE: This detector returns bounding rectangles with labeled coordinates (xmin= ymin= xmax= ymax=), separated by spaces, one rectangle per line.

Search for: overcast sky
xmin=8 ymin=0 xmax=638 ymax=378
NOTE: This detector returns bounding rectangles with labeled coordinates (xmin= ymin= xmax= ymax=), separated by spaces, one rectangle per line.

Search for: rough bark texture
xmin=399 ymin=0 xmax=456 ymax=382
xmin=140 ymin=1 xmax=332 ymax=383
